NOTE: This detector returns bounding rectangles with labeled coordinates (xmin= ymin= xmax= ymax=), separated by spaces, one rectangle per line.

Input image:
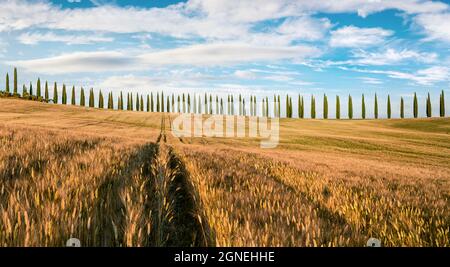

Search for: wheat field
xmin=0 ymin=98 xmax=449 ymax=247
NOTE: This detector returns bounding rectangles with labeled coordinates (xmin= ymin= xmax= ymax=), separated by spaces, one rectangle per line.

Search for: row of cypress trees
xmin=1 ymin=69 xmax=447 ymax=119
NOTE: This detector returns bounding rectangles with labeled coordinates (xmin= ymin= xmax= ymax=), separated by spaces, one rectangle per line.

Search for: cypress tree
xmin=166 ymin=96 xmax=170 ymax=113
xmin=110 ymin=92 xmax=114 ymax=109
xmin=117 ymin=92 xmax=121 ymax=110
xmin=374 ymin=93 xmax=378 ymax=119
xmin=426 ymin=92 xmax=432 ymax=118
xmin=239 ymin=94 xmax=242 ymax=115
xmin=221 ymin=98 xmax=224 ymax=115
xmin=136 ymin=93 xmax=140 ymax=111
xmin=440 ymin=90 xmax=445 ymax=117
xmin=126 ymin=93 xmax=130 ymax=110
xmin=172 ymin=94 xmax=175 ymax=113
xmin=156 ymin=92 xmax=160 ymax=112
xmin=387 ymin=95 xmax=391 ymax=119
xmin=300 ymin=97 xmax=304 ymax=119
xmin=120 ymin=92 xmax=124 ymax=110
xmin=400 ymin=97 xmax=404 ymax=119
xmin=323 ymin=94 xmax=328 ymax=119
xmin=37 ymin=78 xmax=41 ymax=98
xmin=89 ymin=89 xmax=94 ymax=107
xmin=5 ymin=73 xmax=9 ymax=94
xmin=361 ymin=94 xmax=366 ymax=119
xmin=130 ymin=93 xmax=134 ymax=111
xmin=98 ymin=90 xmax=104 ymax=108
xmin=266 ymin=97 xmax=269 ymax=118
xmin=140 ymin=95 xmax=144 ymax=111
xmin=188 ymin=94 xmax=192 ymax=113
xmin=177 ymin=95 xmax=181 ymax=113
xmin=150 ymin=92 xmax=154 ymax=112
xmin=413 ymin=92 xmax=418 ymax=118
xmin=71 ymin=86 xmax=76 ymax=106
xmin=45 ymin=81 xmax=49 ymax=101
xmin=216 ymin=95 xmax=219 ymax=115
xmin=277 ymin=95 xmax=281 ymax=118
xmin=311 ymin=95 xmax=316 ymax=119
xmin=348 ymin=95 xmax=353 ymax=119
xmin=209 ymin=94 xmax=213 ymax=115
xmin=336 ymin=95 xmax=340 ymax=119
xmin=147 ymin=94 xmax=150 ymax=112
xmin=53 ymin=82 xmax=58 ymax=104
xmin=183 ymin=93 xmax=186 ymax=113
xmin=80 ymin=88 xmax=85 ymax=107
xmin=13 ymin=68 xmax=17 ymax=95
xmin=286 ymin=95 xmax=290 ymax=118
xmin=29 ymin=82 xmax=33 ymax=96
xmin=62 ymin=84 xmax=67 ymax=104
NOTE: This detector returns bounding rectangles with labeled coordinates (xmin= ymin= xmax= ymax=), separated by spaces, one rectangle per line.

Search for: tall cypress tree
xmin=336 ymin=95 xmax=340 ymax=119
xmin=150 ymin=92 xmax=154 ymax=112
xmin=209 ymin=94 xmax=212 ymax=115
xmin=400 ymin=97 xmax=404 ymax=119
xmin=311 ymin=95 xmax=316 ymax=119
xmin=188 ymin=94 xmax=192 ymax=113
xmin=98 ymin=90 xmax=104 ymax=108
xmin=183 ymin=93 xmax=186 ymax=113
xmin=177 ymin=95 xmax=181 ymax=113
xmin=440 ymin=90 xmax=445 ymax=117
xmin=89 ymin=89 xmax=94 ymax=107
xmin=5 ymin=73 xmax=9 ymax=94
xmin=323 ymin=94 xmax=328 ymax=119
xmin=22 ymin=84 xmax=27 ymax=96
xmin=71 ymin=86 xmax=76 ymax=106
xmin=45 ymin=81 xmax=49 ymax=101
xmin=166 ymin=96 xmax=170 ymax=113
xmin=348 ymin=95 xmax=353 ymax=119
xmin=413 ymin=92 xmax=418 ymax=118
xmin=361 ymin=94 xmax=366 ymax=119
xmin=136 ymin=93 xmax=140 ymax=111
xmin=374 ymin=93 xmax=378 ymax=119
xmin=156 ymin=92 xmax=160 ymax=112
xmin=110 ymin=92 xmax=114 ymax=109
xmin=120 ymin=92 xmax=124 ymax=110
xmin=62 ymin=84 xmax=67 ymax=104
xmin=147 ymin=94 xmax=150 ymax=112
xmin=80 ymin=88 xmax=85 ymax=107
xmin=53 ymin=82 xmax=58 ymax=104
xmin=387 ymin=95 xmax=391 ymax=119
xmin=37 ymin=78 xmax=41 ymax=98
xmin=426 ymin=92 xmax=432 ymax=118
xmin=29 ymin=82 xmax=33 ymax=96
xmin=13 ymin=68 xmax=18 ymax=95
xmin=300 ymin=96 xmax=304 ymax=119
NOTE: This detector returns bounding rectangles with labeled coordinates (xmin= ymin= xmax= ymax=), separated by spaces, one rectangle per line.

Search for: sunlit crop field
xmin=0 ymin=98 xmax=449 ymax=247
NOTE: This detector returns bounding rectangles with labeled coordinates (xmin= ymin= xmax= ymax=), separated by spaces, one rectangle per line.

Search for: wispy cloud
xmin=17 ymin=32 xmax=114 ymax=45
xmin=330 ymin=26 xmax=393 ymax=48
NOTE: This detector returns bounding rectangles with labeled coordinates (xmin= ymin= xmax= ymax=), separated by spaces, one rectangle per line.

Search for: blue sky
xmin=1 ymin=0 xmax=450 ymax=117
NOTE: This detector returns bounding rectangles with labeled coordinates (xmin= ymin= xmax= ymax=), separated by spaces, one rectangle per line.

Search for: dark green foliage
xmin=374 ymin=93 xmax=378 ymax=119
xmin=387 ymin=95 xmax=391 ymax=119
xmin=37 ymin=78 xmax=41 ymax=98
xmin=89 ymin=88 xmax=94 ymax=108
xmin=147 ymin=94 xmax=150 ymax=112
xmin=136 ymin=93 xmax=140 ymax=111
xmin=323 ymin=94 xmax=328 ymax=119
xmin=361 ymin=94 xmax=366 ymax=119
xmin=161 ymin=92 xmax=164 ymax=112
xmin=311 ymin=95 xmax=316 ymax=119
xmin=348 ymin=95 xmax=353 ymax=119
xmin=62 ymin=84 xmax=67 ymax=104
xmin=13 ymin=68 xmax=17 ymax=95
xmin=426 ymin=92 xmax=432 ymax=118
xmin=29 ymin=82 xmax=33 ymax=96
xmin=5 ymin=73 xmax=9 ymax=93
xmin=98 ymin=90 xmax=104 ymax=109
xmin=80 ymin=88 xmax=85 ymax=107
xmin=413 ymin=92 xmax=418 ymax=118
xmin=53 ymin=82 xmax=58 ymax=104
xmin=45 ymin=81 xmax=49 ymax=101
xmin=71 ymin=86 xmax=76 ymax=106
xmin=400 ymin=97 xmax=404 ymax=119
xmin=151 ymin=92 xmax=154 ymax=112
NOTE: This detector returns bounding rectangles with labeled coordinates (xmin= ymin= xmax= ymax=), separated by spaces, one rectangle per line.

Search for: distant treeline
xmin=0 ymin=68 xmax=447 ymax=119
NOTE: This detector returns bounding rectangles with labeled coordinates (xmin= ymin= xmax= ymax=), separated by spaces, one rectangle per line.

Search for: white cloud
xmin=351 ymin=48 xmax=438 ymax=65
xmin=360 ymin=77 xmax=383 ymax=84
xmin=11 ymin=43 xmax=320 ymax=74
xmin=234 ymin=70 xmax=257 ymax=79
xmin=330 ymin=26 xmax=393 ymax=48
xmin=415 ymin=13 xmax=450 ymax=43
xmin=276 ymin=16 xmax=332 ymax=41
xmin=342 ymin=66 xmax=450 ymax=85
xmin=17 ymin=32 xmax=114 ymax=45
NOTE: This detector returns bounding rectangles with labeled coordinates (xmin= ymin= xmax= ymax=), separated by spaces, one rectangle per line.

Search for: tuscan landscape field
xmin=0 ymin=97 xmax=448 ymax=247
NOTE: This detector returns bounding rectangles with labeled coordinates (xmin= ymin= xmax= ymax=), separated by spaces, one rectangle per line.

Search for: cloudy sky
xmin=1 ymin=0 xmax=450 ymax=117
